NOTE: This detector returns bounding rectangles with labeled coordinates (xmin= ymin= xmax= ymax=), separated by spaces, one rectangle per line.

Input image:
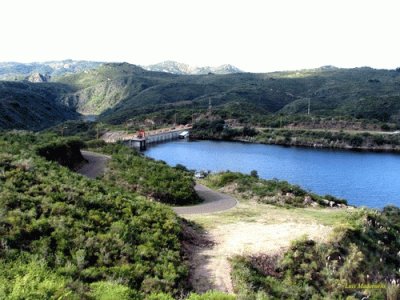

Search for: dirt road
xmin=189 ymin=221 xmax=332 ymax=293
xmin=77 ymin=150 xmax=111 ymax=179
xmin=77 ymin=151 xmax=237 ymax=214
xmin=173 ymin=184 xmax=237 ymax=214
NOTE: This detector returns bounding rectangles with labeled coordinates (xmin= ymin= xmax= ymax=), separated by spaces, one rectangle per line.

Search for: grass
xmin=186 ymin=184 xmax=357 ymax=230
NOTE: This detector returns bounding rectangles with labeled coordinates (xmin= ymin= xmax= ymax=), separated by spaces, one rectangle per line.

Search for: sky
xmin=1 ymin=0 xmax=399 ymax=73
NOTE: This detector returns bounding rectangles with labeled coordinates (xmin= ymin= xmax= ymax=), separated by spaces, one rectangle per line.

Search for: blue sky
xmin=1 ymin=0 xmax=399 ymax=72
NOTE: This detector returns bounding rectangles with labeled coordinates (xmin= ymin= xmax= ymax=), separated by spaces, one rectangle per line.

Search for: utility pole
xmin=307 ymin=98 xmax=311 ymax=115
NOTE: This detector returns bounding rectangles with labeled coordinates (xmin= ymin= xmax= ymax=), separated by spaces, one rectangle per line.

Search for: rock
xmin=303 ymin=195 xmax=312 ymax=205
xmin=25 ymin=72 xmax=50 ymax=83
xmin=329 ymin=201 xmax=335 ymax=207
xmin=311 ymin=201 xmax=319 ymax=207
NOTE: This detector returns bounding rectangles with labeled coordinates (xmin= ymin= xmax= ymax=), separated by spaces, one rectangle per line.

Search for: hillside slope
xmin=2 ymin=63 xmax=400 ymax=130
xmin=62 ymin=64 xmax=400 ymax=125
xmin=0 ymin=81 xmax=79 ymax=130
xmin=0 ymin=132 xmax=187 ymax=298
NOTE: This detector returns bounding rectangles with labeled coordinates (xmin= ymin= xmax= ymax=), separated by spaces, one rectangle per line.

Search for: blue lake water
xmin=144 ymin=140 xmax=400 ymax=208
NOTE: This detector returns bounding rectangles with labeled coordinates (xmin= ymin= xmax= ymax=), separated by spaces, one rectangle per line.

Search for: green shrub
xmin=205 ymin=172 xmax=344 ymax=207
xmin=89 ymin=281 xmax=137 ymax=300
xmin=90 ymin=143 xmax=199 ymax=205
xmin=230 ymin=208 xmax=399 ymax=299
xmin=187 ymin=291 xmax=236 ymax=300
xmin=85 ymin=139 xmax=107 ymax=149
xmin=0 ymin=260 xmax=76 ymax=300
xmin=0 ymin=132 xmax=187 ymax=297
xmin=145 ymin=292 xmax=174 ymax=300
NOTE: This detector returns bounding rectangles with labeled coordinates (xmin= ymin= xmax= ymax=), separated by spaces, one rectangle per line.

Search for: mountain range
xmin=142 ymin=60 xmax=242 ymax=75
xmin=0 ymin=60 xmax=242 ymax=80
xmin=1 ymin=61 xmax=400 ymax=130
xmin=0 ymin=60 xmax=103 ymax=80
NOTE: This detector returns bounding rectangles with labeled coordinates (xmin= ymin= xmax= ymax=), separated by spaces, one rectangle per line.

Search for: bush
xmin=36 ymin=138 xmax=86 ymax=169
xmin=250 ymin=170 xmax=259 ymax=178
xmin=205 ymin=172 xmax=344 ymax=207
xmin=89 ymin=281 xmax=136 ymax=300
xmin=92 ymin=143 xmax=199 ymax=205
xmin=0 ymin=260 xmax=75 ymax=300
xmin=146 ymin=292 xmax=174 ymax=300
xmin=187 ymin=291 xmax=236 ymax=300
xmin=85 ymin=139 xmax=107 ymax=149
xmin=0 ymin=132 xmax=188 ymax=297
xmin=230 ymin=208 xmax=400 ymax=299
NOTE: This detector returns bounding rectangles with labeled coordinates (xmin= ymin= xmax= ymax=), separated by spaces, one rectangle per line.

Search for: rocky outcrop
xmin=25 ymin=72 xmax=50 ymax=83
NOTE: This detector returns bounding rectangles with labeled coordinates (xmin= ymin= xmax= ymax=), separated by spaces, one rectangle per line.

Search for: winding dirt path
xmin=77 ymin=150 xmax=237 ymax=214
xmin=174 ymin=184 xmax=237 ymax=214
xmin=189 ymin=221 xmax=332 ymax=293
xmin=77 ymin=150 xmax=111 ymax=179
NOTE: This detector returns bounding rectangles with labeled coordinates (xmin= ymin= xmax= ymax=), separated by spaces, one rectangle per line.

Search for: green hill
xmin=2 ymin=62 xmax=400 ymax=130
xmin=0 ymin=81 xmax=78 ymax=130
xmin=54 ymin=64 xmax=400 ymax=126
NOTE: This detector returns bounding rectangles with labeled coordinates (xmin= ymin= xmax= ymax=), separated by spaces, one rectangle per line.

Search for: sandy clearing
xmin=190 ymin=221 xmax=333 ymax=293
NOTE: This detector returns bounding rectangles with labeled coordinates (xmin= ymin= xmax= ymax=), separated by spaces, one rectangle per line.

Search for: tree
xmin=250 ymin=170 xmax=259 ymax=178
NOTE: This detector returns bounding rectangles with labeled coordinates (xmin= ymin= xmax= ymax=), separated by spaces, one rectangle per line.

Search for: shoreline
xmin=190 ymin=135 xmax=400 ymax=154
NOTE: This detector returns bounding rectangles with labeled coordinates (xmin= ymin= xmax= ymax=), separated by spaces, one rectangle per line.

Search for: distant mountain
xmin=143 ymin=60 xmax=243 ymax=75
xmin=0 ymin=60 xmax=103 ymax=80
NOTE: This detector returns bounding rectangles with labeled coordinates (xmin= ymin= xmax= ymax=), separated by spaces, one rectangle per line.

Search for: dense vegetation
xmin=189 ymin=118 xmax=400 ymax=152
xmin=231 ymin=206 xmax=400 ymax=299
xmin=203 ymin=171 xmax=347 ymax=208
xmin=0 ymin=132 xmax=187 ymax=299
xmin=36 ymin=138 xmax=86 ymax=169
xmin=191 ymin=119 xmax=257 ymax=140
xmin=86 ymin=141 xmax=199 ymax=205
xmin=256 ymin=128 xmax=400 ymax=151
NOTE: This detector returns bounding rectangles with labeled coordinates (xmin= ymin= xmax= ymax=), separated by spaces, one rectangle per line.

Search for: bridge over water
xmin=102 ymin=126 xmax=191 ymax=150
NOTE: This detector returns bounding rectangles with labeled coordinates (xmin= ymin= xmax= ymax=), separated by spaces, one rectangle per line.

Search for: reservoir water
xmin=145 ymin=140 xmax=400 ymax=208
